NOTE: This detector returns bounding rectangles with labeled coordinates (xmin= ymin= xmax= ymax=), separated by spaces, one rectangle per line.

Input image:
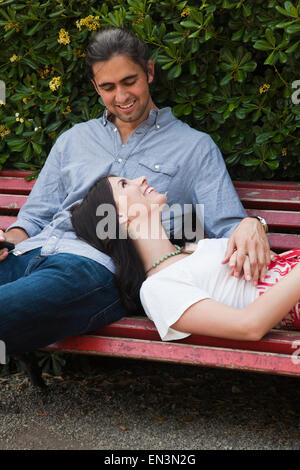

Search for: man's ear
xmin=91 ymin=79 xmax=101 ymax=96
xmin=146 ymin=60 xmax=155 ymax=85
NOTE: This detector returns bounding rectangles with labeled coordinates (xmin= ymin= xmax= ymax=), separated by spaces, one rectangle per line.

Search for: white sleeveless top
xmin=140 ymin=238 xmax=259 ymax=341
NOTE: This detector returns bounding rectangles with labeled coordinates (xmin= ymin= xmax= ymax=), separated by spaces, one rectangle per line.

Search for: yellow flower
xmin=49 ymin=76 xmax=62 ymax=92
xmin=10 ymin=54 xmax=21 ymax=62
xmin=4 ymin=20 xmax=20 ymax=32
xmin=73 ymin=49 xmax=86 ymax=58
xmin=0 ymin=125 xmax=11 ymax=139
xmin=38 ymin=66 xmax=55 ymax=79
xmin=58 ymin=28 xmax=70 ymax=45
xmin=281 ymin=147 xmax=287 ymax=156
xmin=133 ymin=16 xmax=144 ymax=24
xmin=62 ymin=105 xmax=71 ymax=114
xmin=181 ymin=7 xmax=191 ymax=17
xmin=259 ymin=83 xmax=271 ymax=94
xmin=76 ymin=15 xmax=100 ymax=31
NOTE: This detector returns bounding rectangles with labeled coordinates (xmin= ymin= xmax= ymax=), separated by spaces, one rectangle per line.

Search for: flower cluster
xmin=10 ymin=54 xmax=21 ymax=62
xmin=15 ymin=113 xmax=24 ymax=123
xmin=73 ymin=49 xmax=86 ymax=58
xmin=38 ymin=65 xmax=55 ymax=79
xmin=49 ymin=76 xmax=62 ymax=92
xmin=62 ymin=105 xmax=71 ymax=114
xmin=4 ymin=21 xmax=20 ymax=32
xmin=76 ymin=15 xmax=100 ymax=31
xmin=181 ymin=7 xmax=191 ymax=17
xmin=281 ymin=147 xmax=287 ymax=156
xmin=0 ymin=125 xmax=11 ymax=139
xmin=259 ymin=83 xmax=270 ymax=94
xmin=133 ymin=12 xmax=145 ymax=24
xmin=58 ymin=28 xmax=70 ymax=45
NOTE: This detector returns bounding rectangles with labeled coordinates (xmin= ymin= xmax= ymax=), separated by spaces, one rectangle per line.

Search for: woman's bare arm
xmin=171 ymin=262 xmax=300 ymax=341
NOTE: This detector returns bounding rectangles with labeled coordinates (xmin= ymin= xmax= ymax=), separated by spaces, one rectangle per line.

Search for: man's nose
xmin=115 ymin=86 xmax=130 ymax=103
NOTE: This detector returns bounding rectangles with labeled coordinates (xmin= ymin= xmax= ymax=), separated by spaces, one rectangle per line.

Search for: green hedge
xmin=0 ymin=0 xmax=300 ymax=180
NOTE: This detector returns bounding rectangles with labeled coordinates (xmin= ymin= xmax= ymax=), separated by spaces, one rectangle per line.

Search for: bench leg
xmin=14 ymin=352 xmax=47 ymax=389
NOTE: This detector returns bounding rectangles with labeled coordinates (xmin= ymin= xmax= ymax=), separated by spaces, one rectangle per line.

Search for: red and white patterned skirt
xmin=256 ymin=249 xmax=300 ymax=329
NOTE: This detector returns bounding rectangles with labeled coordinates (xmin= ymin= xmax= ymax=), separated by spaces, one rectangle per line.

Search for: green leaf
xmin=286 ymin=23 xmax=300 ymax=34
xmin=48 ymin=9 xmax=66 ymax=17
xmin=253 ymin=40 xmax=273 ymax=51
xmin=264 ymin=50 xmax=278 ymax=65
xmin=265 ymin=160 xmax=279 ymax=170
xmin=285 ymin=40 xmax=300 ymax=53
xmin=26 ymin=22 xmax=41 ymax=36
xmin=256 ymin=132 xmax=275 ymax=144
xmin=167 ymin=63 xmax=182 ymax=80
xmin=220 ymin=72 xmax=233 ymax=86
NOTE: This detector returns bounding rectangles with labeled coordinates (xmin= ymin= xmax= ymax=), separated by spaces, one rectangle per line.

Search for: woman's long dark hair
xmin=70 ymin=175 xmax=146 ymax=314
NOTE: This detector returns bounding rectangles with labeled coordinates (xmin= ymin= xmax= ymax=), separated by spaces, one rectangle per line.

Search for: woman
xmin=70 ymin=175 xmax=300 ymax=342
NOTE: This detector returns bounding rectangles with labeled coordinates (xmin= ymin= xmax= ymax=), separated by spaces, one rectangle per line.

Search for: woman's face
xmin=108 ymin=176 xmax=167 ymax=225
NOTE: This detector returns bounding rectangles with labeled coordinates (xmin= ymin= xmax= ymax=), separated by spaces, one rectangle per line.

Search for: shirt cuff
xmin=6 ymin=218 xmax=42 ymax=238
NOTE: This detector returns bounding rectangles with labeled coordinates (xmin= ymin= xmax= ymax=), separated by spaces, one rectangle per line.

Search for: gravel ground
xmin=0 ymin=355 xmax=300 ymax=451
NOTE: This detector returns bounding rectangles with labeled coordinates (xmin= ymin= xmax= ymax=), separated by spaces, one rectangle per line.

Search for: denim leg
xmin=0 ymin=248 xmax=41 ymax=285
xmin=0 ymin=252 xmax=126 ymax=354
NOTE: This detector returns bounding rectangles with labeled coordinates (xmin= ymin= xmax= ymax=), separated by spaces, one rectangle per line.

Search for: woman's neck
xmin=128 ymin=214 xmax=186 ymax=276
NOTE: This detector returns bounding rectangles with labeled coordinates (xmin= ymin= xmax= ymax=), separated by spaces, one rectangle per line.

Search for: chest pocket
xmin=137 ymin=161 xmax=178 ymax=194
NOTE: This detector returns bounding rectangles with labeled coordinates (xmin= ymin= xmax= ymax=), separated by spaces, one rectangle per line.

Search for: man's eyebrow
xmin=97 ymin=74 xmax=138 ymax=88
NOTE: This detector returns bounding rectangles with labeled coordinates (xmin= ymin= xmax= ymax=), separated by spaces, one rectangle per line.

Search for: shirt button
xmin=114 ymin=128 xmax=117 ymax=132
xmin=154 ymin=164 xmax=160 ymax=170
xmin=118 ymin=158 xmax=123 ymax=163
xmin=156 ymin=125 xmax=160 ymax=129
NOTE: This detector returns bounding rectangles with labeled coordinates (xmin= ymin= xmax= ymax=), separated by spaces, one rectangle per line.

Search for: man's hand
xmin=0 ymin=228 xmax=29 ymax=262
xmin=221 ymin=217 xmax=271 ymax=285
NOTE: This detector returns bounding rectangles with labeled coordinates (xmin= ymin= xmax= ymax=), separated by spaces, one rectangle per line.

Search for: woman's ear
xmin=119 ymin=213 xmax=129 ymax=228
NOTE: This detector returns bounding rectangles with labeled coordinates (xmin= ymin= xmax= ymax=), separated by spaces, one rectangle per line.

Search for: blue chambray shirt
xmin=7 ymin=107 xmax=247 ymax=272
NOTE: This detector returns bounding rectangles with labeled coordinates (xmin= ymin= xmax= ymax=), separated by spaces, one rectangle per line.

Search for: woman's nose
xmin=133 ymin=176 xmax=147 ymax=186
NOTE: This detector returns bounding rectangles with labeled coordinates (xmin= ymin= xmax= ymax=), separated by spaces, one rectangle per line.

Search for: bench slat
xmin=45 ymin=335 xmax=300 ymax=377
xmin=91 ymin=317 xmax=300 ymax=355
xmin=236 ymin=187 xmax=300 ymax=210
xmin=0 ymin=194 xmax=28 ymax=212
xmin=268 ymin=233 xmax=300 ymax=250
xmin=0 ymin=216 xmax=17 ymax=231
xmin=234 ymin=180 xmax=300 ymax=191
xmin=0 ymin=177 xmax=35 ymax=195
xmin=246 ymin=209 xmax=300 ymax=229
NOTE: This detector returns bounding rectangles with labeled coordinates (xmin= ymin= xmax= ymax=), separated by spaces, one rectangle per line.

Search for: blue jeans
xmin=0 ymin=249 xmax=126 ymax=354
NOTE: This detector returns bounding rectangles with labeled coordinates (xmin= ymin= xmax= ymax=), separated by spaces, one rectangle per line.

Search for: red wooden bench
xmin=1 ymin=170 xmax=300 ymax=378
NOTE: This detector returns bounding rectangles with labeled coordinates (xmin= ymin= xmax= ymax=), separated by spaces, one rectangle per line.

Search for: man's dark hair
xmin=85 ymin=27 xmax=150 ymax=80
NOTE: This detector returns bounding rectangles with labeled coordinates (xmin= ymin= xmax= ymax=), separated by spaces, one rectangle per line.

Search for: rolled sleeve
xmin=6 ymin=144 xmax=66 ymax=237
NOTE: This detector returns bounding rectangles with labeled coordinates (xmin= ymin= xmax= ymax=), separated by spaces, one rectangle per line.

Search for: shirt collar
xmin=102 ymin=106 xmax=175 ymax=128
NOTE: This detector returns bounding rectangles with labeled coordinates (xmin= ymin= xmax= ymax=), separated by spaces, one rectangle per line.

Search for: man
xmin=0 ymin=27 xmax=270 ymax=355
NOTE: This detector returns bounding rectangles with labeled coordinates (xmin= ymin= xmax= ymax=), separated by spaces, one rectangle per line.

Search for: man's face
xmin=92 ymin=55 xmax=155 ymax=128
